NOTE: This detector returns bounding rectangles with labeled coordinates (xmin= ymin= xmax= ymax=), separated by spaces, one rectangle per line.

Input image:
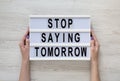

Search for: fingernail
xmin=26 ymin=35 xmax=29 ymax=39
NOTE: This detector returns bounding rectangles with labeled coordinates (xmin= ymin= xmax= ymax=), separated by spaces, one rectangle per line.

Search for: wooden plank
xmin=0 ymin=0 xmax=120 ymax=81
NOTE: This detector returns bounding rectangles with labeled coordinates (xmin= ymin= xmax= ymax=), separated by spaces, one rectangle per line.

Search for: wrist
xmin=22 ymin=59 xmax=29 ymax=64
xmin=91 ymin=59 xmax=98 ymax=66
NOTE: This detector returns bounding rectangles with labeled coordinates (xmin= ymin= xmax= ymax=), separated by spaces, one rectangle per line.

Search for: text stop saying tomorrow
xmin=30 ymin=16 xmax=90 ymax=60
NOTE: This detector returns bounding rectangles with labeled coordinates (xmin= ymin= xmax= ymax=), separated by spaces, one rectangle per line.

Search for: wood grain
xmin=0 ymin=0 xmax=120 ymax=81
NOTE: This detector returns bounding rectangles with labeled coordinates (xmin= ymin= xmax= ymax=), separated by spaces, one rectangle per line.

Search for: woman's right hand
xmin=90 ymin=30 xmax=100 ymax=63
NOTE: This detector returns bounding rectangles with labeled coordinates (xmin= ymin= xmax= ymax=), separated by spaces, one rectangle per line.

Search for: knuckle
xmin=19 ymin=42 xmax=22 ymax=47
xmin=98 ymin=43 xmax=100 ymax=47
xmin=19 ymin=43 xmax=21 ymax=46
xmin=26 ymin=40 xmax=29 ymax=43
xmin=26 ymin=39 xmax=29 ymax=42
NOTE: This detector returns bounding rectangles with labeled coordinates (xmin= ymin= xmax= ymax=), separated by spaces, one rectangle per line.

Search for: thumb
xmin=26 ymin=38 xmax=30 ymax=47
xmin=90 ymin=40 xmax=95 ymax=47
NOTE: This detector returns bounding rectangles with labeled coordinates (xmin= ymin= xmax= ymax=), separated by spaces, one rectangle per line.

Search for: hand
xmin=19 ymin=28 xmax=30 ymax=62
xmin=90 ymin=30 xmax=100 ymax=63
xmin=90 ymin=30 xmax=101 ymax=81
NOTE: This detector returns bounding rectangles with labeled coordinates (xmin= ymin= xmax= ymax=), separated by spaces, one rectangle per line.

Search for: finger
xmin=19 ymin=41 xmax=24 ymax=48
xmin=91 ymin=30 xmax=99 ymax=46
xmin=96 ymin=42 xmax=100 ymax=51
xmin=95 ymin=41 xmax=99 ymax=48
xmin=90 ymin=40 xmax=95 ymax=47
xmin=19 ymin=36 xmax=25 ymax=47
xmin=91 ymin=30 xmax=97 ymax=41
xmin=21 ymin=28 xmax=29 ymax=45
xmin=23 ymin=28 xmax=29 ymax=38
xmin=91 ymin=30 xmax=100 ymax=51
xmin=25 ymin=38 xmax=30 ymax=47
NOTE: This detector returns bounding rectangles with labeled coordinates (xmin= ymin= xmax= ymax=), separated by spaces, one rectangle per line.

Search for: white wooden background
xmin=0 ymin=0 xmax=120 ymax=81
